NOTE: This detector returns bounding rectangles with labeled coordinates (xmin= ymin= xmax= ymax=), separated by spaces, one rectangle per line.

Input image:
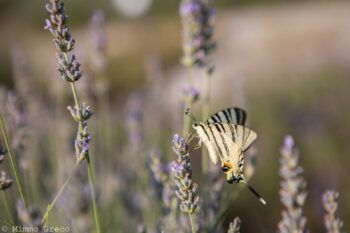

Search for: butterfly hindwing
xmin=233 ymin=124 xmax=257 ymax=152
xmin=207 ymin=107 xmax=247 ymax=125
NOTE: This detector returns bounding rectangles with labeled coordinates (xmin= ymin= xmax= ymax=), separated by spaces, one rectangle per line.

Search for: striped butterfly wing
xmin=232 ymin=124 xmax=257 ymax=152
xmin=194 ymin=123 xmax=223 ymax=165
xmin=194 ymin=123 xmax=242 ymax=166
xmin=207 ymin=107 xmax=247 ymax=125
xmin=212 ymin=123 xmax=257 ymax=152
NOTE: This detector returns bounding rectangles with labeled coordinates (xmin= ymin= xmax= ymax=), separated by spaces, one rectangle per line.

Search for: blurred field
xmin=0 ymin=0 xmax=349 ymax=232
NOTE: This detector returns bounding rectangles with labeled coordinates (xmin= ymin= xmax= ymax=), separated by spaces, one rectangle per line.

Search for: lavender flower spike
xmin=322 ymin=190 xmax=345 ymax=233
xmin=170 ymin=134 xmax=199 ymax=215
xmin=180 ymin=0 xmax=216 ymax=68
xmin=45 ymin=0 xmax=82 ymax=82
xmin=227 ymin=217 xmax=242 ymax=233
xmin=278 ymin=135 xmax=308 ymax=233
xmin=67 ymin=103 xmax=93 ymax=161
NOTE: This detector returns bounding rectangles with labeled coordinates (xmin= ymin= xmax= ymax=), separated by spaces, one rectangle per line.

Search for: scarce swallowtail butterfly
xmin=186 ymin=107 xmax=266 ymax=205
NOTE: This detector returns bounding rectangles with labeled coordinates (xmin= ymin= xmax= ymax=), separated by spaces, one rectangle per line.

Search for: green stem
xmin=0 ymin=111 xmax=27 ymax=208
xmin=41 ymin=161 xmax=79 ymax=226
xmin=182 ymin=67 xmax=194 ymax=137
xmin=70 ymin=82 xmax=80 ymax=108
xmin=86 ymin=158 xmax=101 ymax=233
xmin=189 ymin=213 xmax=196 ymax=233
xmin=63 ymin=52 xmax=101 ymax=233
xmin=2 ymin=191 xmax=13 ymax=224
xmin=201 ymin=70 xmax=211 ymax=174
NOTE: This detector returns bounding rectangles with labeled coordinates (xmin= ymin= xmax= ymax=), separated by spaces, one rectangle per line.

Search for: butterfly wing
xmin=234 ymin=125 xmax=257 ymax=152
xmin=207 ymin=107 xmax=247 ymax=125
xmin=194 ymin=123 xmax=221 ymax=164
xmin=211 ymin=123 xmax=257 ymax=152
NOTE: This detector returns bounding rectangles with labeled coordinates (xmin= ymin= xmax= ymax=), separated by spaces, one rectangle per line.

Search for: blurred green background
xmin=0 ymin=0 xmax=349 ymax=232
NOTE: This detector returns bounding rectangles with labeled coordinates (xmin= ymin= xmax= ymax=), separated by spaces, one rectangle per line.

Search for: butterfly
xmin=187 ymin=107 xmax=266 ymax=205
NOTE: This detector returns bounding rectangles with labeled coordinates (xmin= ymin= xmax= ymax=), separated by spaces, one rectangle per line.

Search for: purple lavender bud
xmin=82 ymin=135 xmax=91 ymax=152
xmin=172 ymin=134 xmax=189 ymax=156
xmin=283 ymin=135 xmax=294 ymax=153
xmin=44 ymin=19 xmax=52 ymax=30
xmin=180 ymin=1 xmax=201 ymax=16
xmin=322 ymin=190 xmax=344 ymax=233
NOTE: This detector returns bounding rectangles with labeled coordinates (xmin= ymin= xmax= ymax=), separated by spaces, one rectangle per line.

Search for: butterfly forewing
xmin=194 ymin=123 xmax=221 ymax=164
xmin=207 ymin=107 xmax=247 ymax=125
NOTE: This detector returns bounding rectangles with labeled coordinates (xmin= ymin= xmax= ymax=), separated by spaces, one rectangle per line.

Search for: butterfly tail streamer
xmin=242 ymin=180 xmax=266 ymax=205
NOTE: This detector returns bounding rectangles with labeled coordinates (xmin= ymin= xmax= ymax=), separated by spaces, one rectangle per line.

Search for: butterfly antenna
xmin=185 ymin=108 xmax=197 ymax=122
xmin=241 ymin=180 xmax=266 ymax=205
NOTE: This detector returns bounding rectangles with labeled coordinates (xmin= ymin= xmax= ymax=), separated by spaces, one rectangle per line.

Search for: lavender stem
xmin=201 ymin=70 xmax=211 ymax=174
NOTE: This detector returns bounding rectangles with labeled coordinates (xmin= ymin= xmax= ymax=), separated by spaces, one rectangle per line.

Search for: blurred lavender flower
xmin=10 ymin=46 xmax=33 ymax=101
xmin=0 ymin=171 xmax=12 ymax=191
xmin=170 ymin=134 xmax=199 ymax=215
xmin=180 ymin=0 xmax=216 ymax=68
xmin=0 ymin=91 xmax=29 ymax=170
xmin=126 ymin=92 xmax=144 ymax=150
xmin=183 ymin=86 xmax=200 ymax=104
xmin=17 ymin=200 xmax=43 ymax=228
xmin=149 ymin=148 xmax=179 ymax=232
xmin=278 ymin=135 xmax=308 ymax=233
xmin=45 ymin=0 xmax=82 ymax=82
xmin=57 ymin=165 xmax=92 ymax=232
xmin=0 ymin=128 xmax=13 ymax=208
xmin=0 ymin=140 xmax=6 ymax=164
xmin=322 ymin=190 xmax=345 ymax=233
xmin=88 ymin=10 xmax=110 ymax=98
xmin=89 ymin=10 xmax=107 ymax=75
xmin=227 ymin=217 xmax=241 ymax=233
xmin=137 ymin=224 xmax=147 ymax=233
xmin=67 ymin=103 xmax=93 ymax=161
xmin=203 ymin=163 xmax=225 ymax=226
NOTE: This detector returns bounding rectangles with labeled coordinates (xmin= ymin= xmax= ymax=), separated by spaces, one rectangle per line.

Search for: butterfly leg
xmin=193 ymin=139 xmax=202 ymax=150
xmin=185 ymin=131 xmax=195 ymax=143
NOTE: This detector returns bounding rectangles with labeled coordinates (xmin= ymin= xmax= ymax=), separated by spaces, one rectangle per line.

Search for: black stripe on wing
xmin=207 ymin=107 xmax=247 ymax=125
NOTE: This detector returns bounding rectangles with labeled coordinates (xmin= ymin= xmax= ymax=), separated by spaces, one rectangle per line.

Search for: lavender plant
xmin=44 ymin=0 xmax=100 ymax=231
xmin=322 ymin=190 xmax=345 ymax=233
xmin=278 ymin=135 xmax=308 ymax=233
xmin=170 ymin=134 xmax=200 ymax=233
